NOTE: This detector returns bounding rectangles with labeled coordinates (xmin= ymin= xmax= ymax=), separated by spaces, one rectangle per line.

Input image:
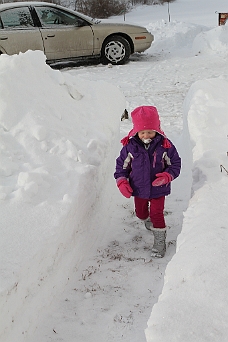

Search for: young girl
xmin=114 ymin=106 xmax=181 ymax=258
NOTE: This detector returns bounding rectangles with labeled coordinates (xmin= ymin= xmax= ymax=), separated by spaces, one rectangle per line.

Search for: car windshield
xmin=73 ymin=10 xmax=100 ymax=24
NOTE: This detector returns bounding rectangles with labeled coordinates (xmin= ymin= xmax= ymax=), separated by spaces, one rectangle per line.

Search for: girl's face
xmin=138 ymin=130 xmax=156 ymax=143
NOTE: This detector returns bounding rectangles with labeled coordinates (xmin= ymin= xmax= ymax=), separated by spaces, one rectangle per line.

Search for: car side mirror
xmin=76 ymin=20 xmax=89 ymax=28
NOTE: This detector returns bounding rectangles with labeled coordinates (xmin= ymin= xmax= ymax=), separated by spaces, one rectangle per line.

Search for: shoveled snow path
xmin=29 ymin=52 xmax=227 ymax=341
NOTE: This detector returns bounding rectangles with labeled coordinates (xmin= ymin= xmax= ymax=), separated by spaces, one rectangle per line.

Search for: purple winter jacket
xmin=114 ymin=134 xmax=181 ymax=199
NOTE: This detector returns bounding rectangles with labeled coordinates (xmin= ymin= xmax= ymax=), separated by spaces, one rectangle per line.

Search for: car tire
xmin=101 ymin=35 xmax=131 ymax=65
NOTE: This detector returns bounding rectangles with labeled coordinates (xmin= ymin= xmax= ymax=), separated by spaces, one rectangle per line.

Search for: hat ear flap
xmin=121 ymin=136 xmax=130 ymax=146
xmin=120 ymin=129 xmax=134 ymax=146
xmin=162 ymin=138 xmax=171 ymax=148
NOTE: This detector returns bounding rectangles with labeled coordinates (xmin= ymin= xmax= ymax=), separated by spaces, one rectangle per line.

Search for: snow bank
xmin=0 ymin=51 xmax=125 ymax=340
xmin=145 ymin=76 xmax=228 ymax=341
xmin=147 ymin=21 xmax=228 ymax=58
xmin=193 ymin=25 xmax=228 ymax=57
xmin=147 ymin=20 xmax=207 ymax=56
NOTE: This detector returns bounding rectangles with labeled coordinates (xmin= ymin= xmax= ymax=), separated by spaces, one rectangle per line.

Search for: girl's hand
xmin=152 ymin=172 xmax=173 ymax=186
xmin=117 ymin=178 xmax=133 ymax=198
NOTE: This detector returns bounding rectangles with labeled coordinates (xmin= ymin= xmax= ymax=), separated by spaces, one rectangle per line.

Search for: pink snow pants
xmin=134 ymin=196 xmax=166 ymax=228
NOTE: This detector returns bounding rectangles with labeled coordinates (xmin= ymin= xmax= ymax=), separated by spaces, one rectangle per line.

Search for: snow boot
xmin=143 ymin=217 xmax=153 ymax=231
xmin=151 ymin=227 xmax=167 ymax=258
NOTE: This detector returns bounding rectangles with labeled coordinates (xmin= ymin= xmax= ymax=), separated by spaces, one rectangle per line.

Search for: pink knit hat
xmin=121 ymin=106 xmax=171 ymax=147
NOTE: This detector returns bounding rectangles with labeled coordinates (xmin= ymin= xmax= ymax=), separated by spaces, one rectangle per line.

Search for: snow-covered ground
xmin=1 ymin=0 xmax=228 ymax=341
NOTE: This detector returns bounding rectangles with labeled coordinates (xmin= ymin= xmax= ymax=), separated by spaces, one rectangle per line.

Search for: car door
xmin=34 ymin=6 xmax=94 ymax=61
xmin=0 ymin=6 xmax=44 ymax=55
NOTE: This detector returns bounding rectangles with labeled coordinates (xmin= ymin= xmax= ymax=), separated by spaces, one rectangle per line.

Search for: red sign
xmin=218 ymin=13 xmax=228 ymax=25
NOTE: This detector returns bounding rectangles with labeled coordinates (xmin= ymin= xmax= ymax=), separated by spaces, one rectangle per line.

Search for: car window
xmin=35 ymin=7 xmax=87 ymax=27
xmin=0 ymin=7 xmax=34 ymax=28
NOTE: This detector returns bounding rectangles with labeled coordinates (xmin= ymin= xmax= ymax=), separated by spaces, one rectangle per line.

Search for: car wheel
xmin=101 ymin=35 xmax=131 ymax=65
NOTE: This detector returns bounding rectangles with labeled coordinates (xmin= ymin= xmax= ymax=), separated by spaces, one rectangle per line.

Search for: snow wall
xmin=146 ymin=76 xmax=228 ymax=341
xmin=0 ymin=51 xmax=125 ymax=341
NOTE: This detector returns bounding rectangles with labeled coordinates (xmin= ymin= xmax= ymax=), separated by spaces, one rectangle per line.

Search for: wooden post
xmin=168 ymin=2 xmax=171 ymax=22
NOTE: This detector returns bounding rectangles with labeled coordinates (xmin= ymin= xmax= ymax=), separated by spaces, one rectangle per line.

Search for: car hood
xmin=94 ymin=22 xmax=149 ymax=33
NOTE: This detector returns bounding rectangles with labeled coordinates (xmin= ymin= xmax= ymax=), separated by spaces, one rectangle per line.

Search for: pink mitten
xmin=152 ymin=172 xmax=173 ymax=186
xmin=117 ymin=178 xmax=133 ymax=198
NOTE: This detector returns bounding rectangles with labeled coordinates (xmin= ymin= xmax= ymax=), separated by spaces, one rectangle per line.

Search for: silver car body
xmin=0 ymin=2 xmax=154 ymax=64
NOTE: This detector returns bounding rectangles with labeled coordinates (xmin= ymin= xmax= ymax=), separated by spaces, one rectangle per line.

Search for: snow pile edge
xmin=145 ymin=76 xmax=228 ymax=341
xmin=0 ymin=51 xmax=125 ymax=341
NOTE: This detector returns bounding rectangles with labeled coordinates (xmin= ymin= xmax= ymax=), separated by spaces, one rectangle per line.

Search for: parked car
xmin=0 ymin=2 xmax=154 ymax=65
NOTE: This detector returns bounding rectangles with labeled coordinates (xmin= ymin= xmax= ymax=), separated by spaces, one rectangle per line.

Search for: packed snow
xmin=1 ymin=0 xmax=228 ymax=341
